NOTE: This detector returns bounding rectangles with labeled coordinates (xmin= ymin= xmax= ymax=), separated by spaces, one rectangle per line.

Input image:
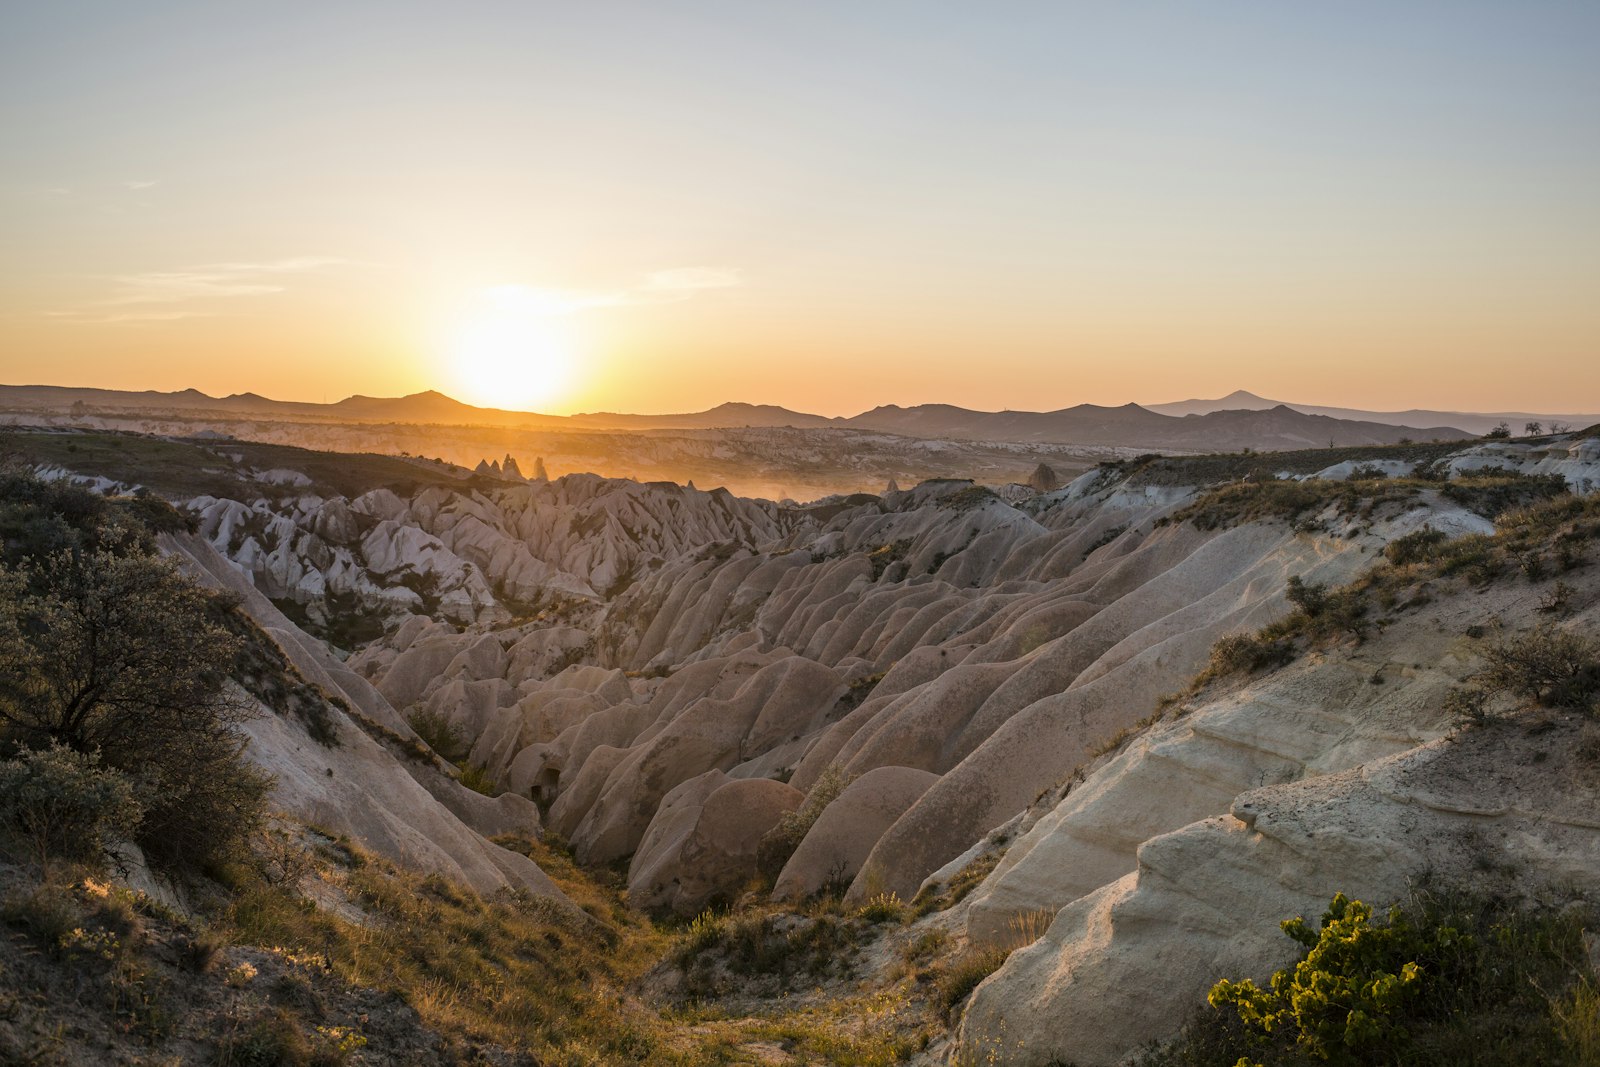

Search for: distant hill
xmin=843 ymin=401 xmax=1468 ymax=449
xmin=566 ymin=401 xmax=834 ymax=430
xmin=1147 ymin=389 xmax=1598 ymax=437
xmin=0 ymin=383 xmax=1473 ymax=450
xmin=0 ymin=384 xmax=575 ymax=428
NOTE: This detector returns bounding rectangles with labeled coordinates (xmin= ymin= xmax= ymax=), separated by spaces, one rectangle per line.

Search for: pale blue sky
xmin=3 ymin=2 xmax=1597 ymax=413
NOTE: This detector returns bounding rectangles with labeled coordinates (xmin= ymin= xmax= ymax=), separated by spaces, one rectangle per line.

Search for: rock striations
xmin=104 ymin=428 xmax=1600 ymax=1063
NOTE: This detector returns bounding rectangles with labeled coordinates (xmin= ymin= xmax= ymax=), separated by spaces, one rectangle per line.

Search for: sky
xmin=1 ymin=1 xmax=1597 ymax=416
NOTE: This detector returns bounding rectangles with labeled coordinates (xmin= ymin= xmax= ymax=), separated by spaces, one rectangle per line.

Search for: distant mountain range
xmin=7 ymin=382 xmax=1590 ymax=453
xmin=1147 ymin=389 xmax=1598 ymax=437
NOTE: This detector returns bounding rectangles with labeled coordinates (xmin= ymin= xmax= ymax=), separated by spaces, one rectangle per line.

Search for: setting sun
xmin=445 ymin=286 xmax=579 ymax=411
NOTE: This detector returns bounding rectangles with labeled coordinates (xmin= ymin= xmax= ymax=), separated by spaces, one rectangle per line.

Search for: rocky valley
xmin=2 ymin=421 xmax=1599 ymax=1065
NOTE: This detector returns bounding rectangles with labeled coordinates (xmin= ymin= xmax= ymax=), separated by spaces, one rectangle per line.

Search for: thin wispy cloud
xmin=44 ymin=256 xmax=344 ymax=324
xmin=124 ymin=180 xmax=158 ymax=191
xmin=41 ymin=308 xmax=215 ymax=325
xmin=107 ymin=256 xmax=345 ymax=306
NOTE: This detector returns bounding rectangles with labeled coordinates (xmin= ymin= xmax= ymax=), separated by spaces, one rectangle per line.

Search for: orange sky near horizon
xmin=2 ymin=3 xmax=1597 ymax=418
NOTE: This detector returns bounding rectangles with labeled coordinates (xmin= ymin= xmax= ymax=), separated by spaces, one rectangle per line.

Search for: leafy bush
xmin=1207 ymin=633 xmax=1295 ymax=678
xmin=756 ymin=766 xmax=851 ymax=883
xmin=1440 ymin=470 xmax=1569 ymax=520
xmin=1284 ymin=575 xmax=1327 ymax=616
xmin=1144 ymin=892 xmax=1599 ymax=1066
xmin=1477 ymin=625 xmax=1600 ymax=712
xmin=0 ymin=745 xmax=142 ymax=867
xmin=407 ymin=707 xmax=468 ymax=763
xmin=1276 ymin=576 xmax=1368 ymax=643
xmin=1384 ymin=527 xmax=1448 ymax=566
xmin=1206 ymin=894 xmax=1436 ymax=1063
xmin=0 ymin=489 xmax=271 ymax=873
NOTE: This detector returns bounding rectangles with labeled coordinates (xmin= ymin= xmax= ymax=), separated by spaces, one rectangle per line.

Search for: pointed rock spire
xmin=532 ymin=457 xmax=549 ymax=482
xmin=1028 ymin=463 xmax=1061 ymax=493
xmin=501 ymin=454 xmax=524 ymax=480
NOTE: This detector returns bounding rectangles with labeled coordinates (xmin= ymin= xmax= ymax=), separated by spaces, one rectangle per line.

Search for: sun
xmin=445 ymin=286 xmax=579 ymax=411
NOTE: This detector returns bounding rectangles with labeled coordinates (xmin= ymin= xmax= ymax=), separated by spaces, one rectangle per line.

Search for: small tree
xmin=1526 ymin=421 xmax=1544 ymax=436
xmin=1478 ymin=624 xmax=1599 ymax=711
xmin=1485 ymin=422 xmax=1512 ymax=440
xmin=0 ymin=549 xmax=270 ymax=869
xmin=0 ymin=550 xmax=243 ymax=753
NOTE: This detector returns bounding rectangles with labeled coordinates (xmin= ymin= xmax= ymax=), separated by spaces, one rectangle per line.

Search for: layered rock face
xmin=163 ymin=532 xmax=570 ymax=909
xmin=172 ymin=432 xmax=1600 ymax=1054
xmin=958 ymin=704 xmax=1600 ymax=1065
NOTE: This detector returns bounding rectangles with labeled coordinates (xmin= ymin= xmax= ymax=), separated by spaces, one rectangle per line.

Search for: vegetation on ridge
xmin=1142 ymin=891 xmax=1600 ymax=1067
xmin=0 ymin=470 xmax=271 ymax=874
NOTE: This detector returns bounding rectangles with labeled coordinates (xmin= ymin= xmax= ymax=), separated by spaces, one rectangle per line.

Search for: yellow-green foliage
xmin=857 ymin=892 xmax=906 ymax=925
xmin=1208 ymin=894 xmax=1432 ymax=1062
xmin=1145 ymin=891 xmax=1600 ymax=1067
xmin=1553 ymin=981 xmax=1600 ymax=1066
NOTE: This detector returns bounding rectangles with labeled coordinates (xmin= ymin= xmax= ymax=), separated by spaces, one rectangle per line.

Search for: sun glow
xmin=445 ymin=286 xmax=580 ymax=411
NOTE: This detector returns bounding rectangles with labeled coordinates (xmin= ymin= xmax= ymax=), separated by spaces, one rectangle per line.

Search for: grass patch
xmin=934 ymin=947 xmax=1010 ymax=1020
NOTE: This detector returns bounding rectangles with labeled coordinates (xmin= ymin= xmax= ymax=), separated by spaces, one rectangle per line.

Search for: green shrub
xmin=674 ymin=909 xmax=729 ymax=964
xmin=673 ymin=909 xmax=858 ymax=993
xmin=1384 ymin=527 xmax=1449 ymax=566
xmin=406 ymin=707 xmax=467 ymax=763
xmin=1440 ymin=470 xmax=1569 ymax=520
xmin=1206 ymin=894 xmax=1436 ymax=1063
xmin=1207 ymin=633 xmax=1295 ymax=678
xmin=757 ymin=766 xmax=851 ymax=884
xmin=1144 ymin=892 xmax=1599 ymax=1067
xmin=0 ymin=744 xmax=142 ymax=867
xmin=1478 ymin=625 xmax=1600 ymax=712
xmin=1284 ymin=575 xmax=1327 ymax=616
xmin=1275 ymin=576 xmax=1369 ymax=643
xmin=856 ymin=891 xmax=905 ymax=924
xmin=0 ymin=544 xmax=271 ymax=872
